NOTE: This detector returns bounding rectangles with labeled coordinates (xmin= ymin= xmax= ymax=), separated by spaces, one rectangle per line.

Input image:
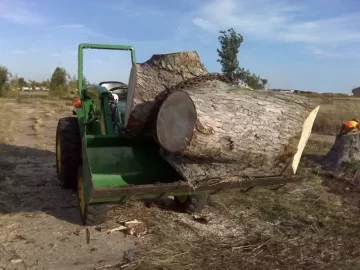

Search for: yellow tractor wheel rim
xmin=177 ymin=195 xmax=188 ymax=203
xmin=56 ymin=139 xmax=62 ymax=171
xmin=78 ymin=175 xmax=86 ymax=215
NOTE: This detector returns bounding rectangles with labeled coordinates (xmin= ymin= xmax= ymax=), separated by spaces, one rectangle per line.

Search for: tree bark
xmin=125 ymin=51 xmax=208 ymax=133
xmin=322 ymin=133 xmax=360 ymax=171
xmin=124 ymin=51 xmax=320 ymax=187
xmin=156 ymin=79 xmax=319 ymax=187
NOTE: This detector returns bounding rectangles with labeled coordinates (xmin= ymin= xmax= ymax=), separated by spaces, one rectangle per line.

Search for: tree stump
xmin=322 ymin=132 xmax=360 ymax=189
xmin=322 ymin=133 xmax=360 ymax=171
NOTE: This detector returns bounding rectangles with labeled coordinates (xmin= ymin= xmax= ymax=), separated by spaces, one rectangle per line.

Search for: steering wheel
xmin=108 ymin=86 xmax=128 ymax=101
xmin=108 ymin=85 xmax=127 ymax=92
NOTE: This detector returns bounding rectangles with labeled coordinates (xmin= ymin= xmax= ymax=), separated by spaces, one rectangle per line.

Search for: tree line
xmin=0 ymin=65 xmax=88 ymax=98
xmin=0 ymin=27 xmax=267 ymax=97
xmin=48 ymin=67 xmax=89 ymax=98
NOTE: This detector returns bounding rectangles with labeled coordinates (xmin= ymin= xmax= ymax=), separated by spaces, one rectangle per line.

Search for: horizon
xmin=1 ymin=0 xmax=360 ymax=93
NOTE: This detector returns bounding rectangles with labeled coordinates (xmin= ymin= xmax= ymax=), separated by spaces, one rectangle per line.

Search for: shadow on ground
xmin=0 ymin=143 xmax=83 ymax=224
xmin=0 ymin=143 xmax=185 ymax=225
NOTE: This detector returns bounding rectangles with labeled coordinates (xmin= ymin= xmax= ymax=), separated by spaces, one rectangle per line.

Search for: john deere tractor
xmin=55 ymin=43 xmax=211 ymax=225
xmin=56 ymin=43 xmax=303 ymax=226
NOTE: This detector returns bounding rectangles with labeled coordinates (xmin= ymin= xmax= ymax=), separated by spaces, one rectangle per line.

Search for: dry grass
xmin=0 ymin=102 xmax=19 ymax=144
xmin=113 ymin=180 xmax=360 ymax=269
xmin=1 ymin=95 xmax=360 ymax=269
xmin=312 ymin=98 xmax=360 ymax=135
xmin=98 ymin=138 xmax=360 ymax=270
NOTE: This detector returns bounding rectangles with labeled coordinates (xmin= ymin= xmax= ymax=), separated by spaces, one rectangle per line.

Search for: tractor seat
xmin=99 ymin=81 xmax=128 ymax=101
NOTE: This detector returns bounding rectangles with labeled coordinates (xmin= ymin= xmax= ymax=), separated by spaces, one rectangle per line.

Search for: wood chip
xmin=96 ymin=220 xmax=148 ymax=237
xmin=106 ymin=225 xmax=127 ymax=234
xmin=193 ymin=215 xmax=211 ymax=224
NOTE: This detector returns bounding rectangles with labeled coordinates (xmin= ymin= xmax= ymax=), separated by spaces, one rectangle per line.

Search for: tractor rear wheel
xmin=174 ymin=193 xmax=209 ymax=214
xmin=77 ymin=166 xmax=108 ymax=225
xmin=55 ymin=117 xmax=82 ymax=190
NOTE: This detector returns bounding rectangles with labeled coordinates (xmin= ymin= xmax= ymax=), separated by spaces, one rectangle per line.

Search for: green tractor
xmin=56 ymin=43 xmax=303 ymax=226
xmin=55 ymin=43 xmax=211 ymax=225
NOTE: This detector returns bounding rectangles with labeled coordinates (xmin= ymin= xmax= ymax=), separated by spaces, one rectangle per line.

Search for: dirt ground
xmin=0 ymin=97 xmax=360 ymax=270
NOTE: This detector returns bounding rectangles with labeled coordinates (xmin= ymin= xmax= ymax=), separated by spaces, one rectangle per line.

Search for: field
xmin=312 ymin=96 xmax=360 ymax=135
xmin=0 ymin=95 xmax=360 ymax=269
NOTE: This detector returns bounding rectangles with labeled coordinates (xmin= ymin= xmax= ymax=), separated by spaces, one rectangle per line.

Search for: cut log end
xmin=156 ymin=91 xmax=197 ymax=153
xmin=291 ymin=105 xmax=320 ymax=174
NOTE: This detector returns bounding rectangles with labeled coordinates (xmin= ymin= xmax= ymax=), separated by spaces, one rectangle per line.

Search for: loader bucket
xmin=81 ymin=135 xmax=184 ymax=204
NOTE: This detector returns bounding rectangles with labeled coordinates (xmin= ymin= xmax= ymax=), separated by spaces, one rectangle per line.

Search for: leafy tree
xmin=237 ymin=69 xmax=268 ymax=90
xmin=217 ymin=28 xmax=268 ymax=90
xmin=77 ymin=75 xmax=89 ymax=89
xmin=0 ymin=66 xmax=10 ymax=96
xmin=261 ymin=78 xmax=268 ymax=86
xmin=68 ymin=75 xmax=77 ymax=93
xmin=18 ymin=77 xmax=26 ymax=90
xmin=10 ymin=74 xmax=20 ymax=91
xmin=0 ymin=66 xmax=9 ymax=90
xmin=217 ymin=28 xmax=243 ymax=83
xmin=28 ymin=80 xmax=37 ymax=90
xmin=50 ymin=67 xmax=68 ymax=97
xmin=41 ymin=80 xmax=50 ymax=89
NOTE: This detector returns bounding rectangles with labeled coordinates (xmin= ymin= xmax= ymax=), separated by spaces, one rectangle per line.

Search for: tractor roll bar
xmin=77 ymin=43 xmax=136 ymax=95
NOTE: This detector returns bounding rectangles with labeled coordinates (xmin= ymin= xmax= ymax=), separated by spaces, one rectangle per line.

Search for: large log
xmin=125 ymin=51 xmax=208 ymax=132
xmin=124 ymin=52 xmax=320 ymax=187
xmin=156 ymin=79 xmax=319 ymax=187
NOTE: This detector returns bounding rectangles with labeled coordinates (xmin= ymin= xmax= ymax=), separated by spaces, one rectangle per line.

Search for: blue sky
xmin=1 ymin=0 xmax=360 ymax=93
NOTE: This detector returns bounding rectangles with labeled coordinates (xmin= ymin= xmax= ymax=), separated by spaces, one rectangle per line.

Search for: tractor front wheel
xmin=174 ymin=193 xmax=209 ymax=214
xmin=77 ymin=166 xmax=108 ymax=226
xmin=55 ymin=117 xmax=82 ymax=190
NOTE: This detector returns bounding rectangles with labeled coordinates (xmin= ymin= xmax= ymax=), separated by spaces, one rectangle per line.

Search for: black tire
xmin=174 ymin=193 xmax=209 ymax=214
xmin=55 ymin=117 xmax=82 ymax=190
xmin=80 ymin=204 xmax=108 ymax=226
xmin=77 ymin=166 xmax=108 ymax=226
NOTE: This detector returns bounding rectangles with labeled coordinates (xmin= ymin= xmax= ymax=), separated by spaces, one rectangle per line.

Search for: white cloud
xmin=56 ymin=24 xmax=85 ymax=28
xmin=51 ymin=53 xmax=61 ymax=57
xmin=192 ymin=0 xmax=360 ymax=57
xmin=0 ymin=0 xmax=45 ymax=24
xmin=86 ymin=59 xmax=105 ymax=64
xmin=53 ymin=23 xmax=111 ymax=39
xmin=11 ymin=49 xmax=36 ymax=54
xmin=306 ymin=46 xmax=360 ymax=59
xmin=100 ymin=1 xmax=166 ymax=18
xmin=192 ymin=18 xmax=218 ymax=33
xmin=11 ymin=50 xmax=26 ymax=54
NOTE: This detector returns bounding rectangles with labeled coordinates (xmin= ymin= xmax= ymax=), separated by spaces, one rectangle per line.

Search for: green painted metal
xmin=87 ymin=144 xmax=180 ymax=188
xmin=80 ymin=85 xmax=115 ymax=135
xmin=90 ymin=192 xmax=204 ymax=204
xmin=77 ymin=43 xmax=136 ymax=96
xmin=74 ymin=42 xmax=190 ymax=206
